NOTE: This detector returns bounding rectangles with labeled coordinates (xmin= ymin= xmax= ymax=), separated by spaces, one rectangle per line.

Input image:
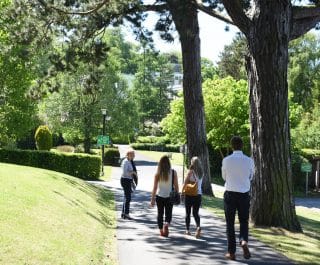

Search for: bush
xmin=103 ymin=147 xmax=120 ymax=166
xmin=208 ymin=144 xmax=224 ymax=179
xmin=291 ymin=148 xmax=308 ymax=192
xmin=35 ymin=125 xmax=53 ymax=151
xmin=0 ymin=148 xmax=101 ymax=180
xmin=300 ymin=149 xmax=320 ymax=160
xmin=111 ymin=135 xmax=131 ymax=144
xmin=130 ymin=143 xmax=179 ymax=152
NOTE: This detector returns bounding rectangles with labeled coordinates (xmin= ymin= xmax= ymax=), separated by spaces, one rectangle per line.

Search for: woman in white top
xmin=120 ymin=149 xmax=137 ymax=220
xmin=182 ymin=156 xmax=203 ymax=238
xmin=151 ymin=155 xmax=179 ymax=237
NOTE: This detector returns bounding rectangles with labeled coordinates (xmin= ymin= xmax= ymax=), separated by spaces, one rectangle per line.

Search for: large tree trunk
xmin=168 ymin=0 xmax=213 ymax=195
xmin=246 ymin=2 xmax=301 ymax=231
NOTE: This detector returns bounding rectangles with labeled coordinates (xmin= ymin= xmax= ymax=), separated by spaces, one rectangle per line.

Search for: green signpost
xmin=301 ymin=162 xmax=312 ymax=197
xmin=97 ymin=135 xmax=110 ymax=146
xmin=301 ymin=162 xmax=312 ymax=173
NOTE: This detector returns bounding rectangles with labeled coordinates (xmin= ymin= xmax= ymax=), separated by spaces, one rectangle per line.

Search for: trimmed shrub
xmin=35 ymin=125 xmax=53 ymax=151
xmin=291 ymin=148 xmax=308 ymax=192
xmin=300 ymin=149 xmax=320 ymax=160
xmin=103 ymin=147 xmax=120 ymax=166
xmin=130 ymin=143 xmax=179 ymax=152
xmin=0 ymin=148 xmax=101 ymax=180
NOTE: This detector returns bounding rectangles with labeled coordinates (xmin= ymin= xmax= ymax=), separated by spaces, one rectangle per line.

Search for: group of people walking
xmin=120 ymin=136 xmax=254 ymax=261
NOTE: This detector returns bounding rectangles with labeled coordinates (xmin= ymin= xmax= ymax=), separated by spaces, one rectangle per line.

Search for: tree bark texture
xmin=246 ymin=2 xmax=301 ymax=231
xmin=168 ymin=0 xmax=213 ymax=196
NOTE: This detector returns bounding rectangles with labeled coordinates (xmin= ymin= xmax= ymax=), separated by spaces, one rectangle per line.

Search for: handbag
xmin=169 ymin=169 xmax=180 ymax=205
xmin=183 ymin=173 xmax=198 ymax=196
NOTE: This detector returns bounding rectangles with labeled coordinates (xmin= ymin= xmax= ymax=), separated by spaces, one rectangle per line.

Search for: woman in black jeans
xmin=120 ymin=149 xmax=137 ymax=220
xmin=150 ymin=155 xmax=179 ymax=237
xmin=182 ymin=156 xmax=203 ymax=238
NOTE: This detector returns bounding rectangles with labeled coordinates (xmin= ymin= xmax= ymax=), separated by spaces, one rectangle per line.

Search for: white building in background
xmin=171 ymin=63 xmax=183 ymax=94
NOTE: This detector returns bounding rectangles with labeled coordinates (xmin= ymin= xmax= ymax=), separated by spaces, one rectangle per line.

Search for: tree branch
xmin=42 ymin=0 xmax=167 ymax=16
xmin=193 ymin=0 xmax=234 ymax=25
xmin=291 ymin=6 xmax=320 ymax=40
xmin=221 ymin=0 xmax=251 ymax=34
xmin=140 ymin=4 xmax=168 ymax=13
xmin=46 ymin=0 xmax=111 ymax=15
xmin=292 ymin=6 xmax=320 ymax=20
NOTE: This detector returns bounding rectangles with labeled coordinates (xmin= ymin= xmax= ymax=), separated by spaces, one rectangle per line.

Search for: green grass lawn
xmin=202 ymin=192 xmax=320 ymax=265
xmin=137 ymin=150 xmax=184 ymax=166
xmin=0 ymin=162 xmax=116 ymax=265
xmin=100 ymin=165 xmax=112 ymax=181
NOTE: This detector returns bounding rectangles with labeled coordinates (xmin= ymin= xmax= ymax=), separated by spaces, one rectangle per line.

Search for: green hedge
xmin=300 ymin=149 xmax=320 ymax=160
xmin=0 ymin=149 xmax=101 ymax=180
xmin=130 ymin=143 xmax=180 ymax=152
xmin=103 ymin=147 xmax=120 ymax=166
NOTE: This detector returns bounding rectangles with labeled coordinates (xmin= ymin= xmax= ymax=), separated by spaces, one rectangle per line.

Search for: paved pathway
xmin=95 ymin=145 xmax=297 ymax=265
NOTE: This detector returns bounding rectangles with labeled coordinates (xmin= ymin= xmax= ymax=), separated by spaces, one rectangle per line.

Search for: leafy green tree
xmin=161 ymin=77 xmax=250 ymax=153
xmin=204 ymin=77 xmax=249 ymax=157
xmin=201 ymin=57 xmax=218 ymax=81
xmin=292 ymin=103 xmax=320 ymax=149
xmin=288 ymin=33 xmax=320 ymax=111
xmin=132 ymin=47 xmax=174 ymax=130
xmin=217 ymin=33 xmax=247 ymax=80
xmin=104 ymin=28 xmax=139 ymax=75
xmin=160 ymin=94 xmax=185 ymax=144
xmin=0 ymin=1 xmax=38 ymax=146
xmin=39 ymin=31 xmax=139 ymax=151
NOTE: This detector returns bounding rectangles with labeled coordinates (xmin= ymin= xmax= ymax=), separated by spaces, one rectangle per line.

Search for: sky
xmin=122 ymin=11 xmax=240 ymax=64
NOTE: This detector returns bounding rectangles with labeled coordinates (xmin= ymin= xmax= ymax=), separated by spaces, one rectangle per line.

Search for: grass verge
xmin=100 ymin=165 xmax=113 ymax=181
xmin=202 ymin=192 xmax=320 ymax=265
xmin=0 ymin=162 xmax=116 ymax=265
xmin=136 ymin=150 xmax=184 ymax=166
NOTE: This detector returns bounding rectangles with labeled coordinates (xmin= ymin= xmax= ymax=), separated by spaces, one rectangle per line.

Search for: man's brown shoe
xmin=241 ymin=241 xmax=251 ymax=259
xmin=225 ymin=252 xmax=236 ymax=260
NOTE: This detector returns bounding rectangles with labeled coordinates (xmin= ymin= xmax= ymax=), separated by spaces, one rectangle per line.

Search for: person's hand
xmin=150 ymin=197 xmax=155 ymax=207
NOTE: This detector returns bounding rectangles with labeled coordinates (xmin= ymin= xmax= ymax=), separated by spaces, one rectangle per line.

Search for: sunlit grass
xmin=136 ymin=150 xmax=184 ymax=166
xmin=0 ymin=163 xmax=116 ymax=265
xmin=100 ymin=165 xmax=113 ymax=181
xmin=202 ymin=192 xmax=320 ymax=265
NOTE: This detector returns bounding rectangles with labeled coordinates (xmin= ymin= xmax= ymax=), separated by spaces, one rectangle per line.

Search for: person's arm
xmin=181 ymin=170 xmax=192 ymax=193
xmin=150 ymin=175 xmax=158 ymax=207
xmin=173 ymin=170 xmax=179 ymax=192
xmin=221 ymin=159 xmax=226 ymax=181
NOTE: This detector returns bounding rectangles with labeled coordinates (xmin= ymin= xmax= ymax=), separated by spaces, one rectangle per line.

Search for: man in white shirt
xmin=221 ymin=136 xmax=254 ymax=261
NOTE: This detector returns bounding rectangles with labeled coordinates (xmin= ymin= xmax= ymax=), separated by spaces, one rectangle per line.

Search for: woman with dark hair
xmin=182 ymin=156 xmax=203 ymax=238
xmin=150 ymin=155 xmax=179 ymax=237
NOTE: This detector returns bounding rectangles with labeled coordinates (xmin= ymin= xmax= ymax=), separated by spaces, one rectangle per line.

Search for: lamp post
xmin=101 ymin=109 xmax=111 ymax=176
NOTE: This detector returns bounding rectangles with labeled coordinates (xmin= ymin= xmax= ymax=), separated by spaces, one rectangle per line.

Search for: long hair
xmin=189 ymin=156 xmax=203 ymax=179
xmin=156 ymin=155 xmax=171 ymax=182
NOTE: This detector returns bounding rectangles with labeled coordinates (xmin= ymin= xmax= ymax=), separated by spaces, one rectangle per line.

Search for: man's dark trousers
xmin=224 ymin=191 xmax=250 ymax=254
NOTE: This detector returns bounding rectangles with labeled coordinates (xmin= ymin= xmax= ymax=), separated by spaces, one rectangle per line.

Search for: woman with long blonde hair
xmin=182 ymin=156 xmax=203 ymax=238
xmin=151 ymin=155 xmax=179 ymax=237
